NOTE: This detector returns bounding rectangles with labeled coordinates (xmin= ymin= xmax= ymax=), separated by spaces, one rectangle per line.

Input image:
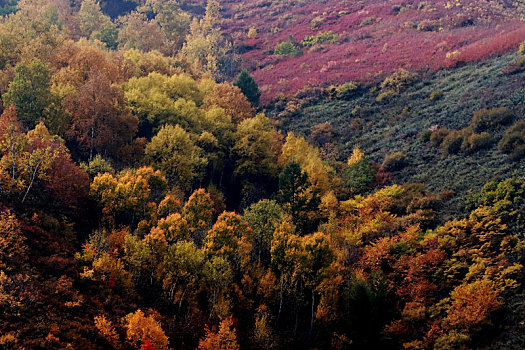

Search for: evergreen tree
xmin=234 ymin=69 xmax=261 ymax=107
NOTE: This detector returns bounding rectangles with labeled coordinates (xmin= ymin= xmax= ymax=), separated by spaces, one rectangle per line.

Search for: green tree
xmin=161 ymin=240 xmax=204 ymax=307
xmin=203 ymin=255 xmax=233 ymax=317
xmin=123 ymin=72 xmax=205 ymax=135
xmin=243 ymin=199 xmax=283 ymax=265
xmin=233 ymin=69 xmax=261 ymax=107
xmin=3 ymin=59 xmax=52 ymax=129
xmin=78 ymin=0 xmax=112 ymax=38
xmin=183 ymin=188 xmax=214 ymax=243
xmin=145 ymin=0 xmax=190 ymax=53
xmin=343 ymin=147 xmax=376 ymax=195
xmin=91 ymin=21 xmax=119 ymax=50
xmin=232 ymin=114 xmax=279 ymax=181
xmin=145 ymin=124 xmax=207 ymax=191
xmin=278 ymin=161 xmax=320 ymax=234
xmin=204 ymin=212 xmax=252 ymax=270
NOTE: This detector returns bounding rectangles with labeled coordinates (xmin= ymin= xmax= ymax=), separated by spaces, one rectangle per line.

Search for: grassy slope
xmin=272 ymin=53 xmax=525 ymax=220
xmin=222 ymin=0 xmax=525 ymax=101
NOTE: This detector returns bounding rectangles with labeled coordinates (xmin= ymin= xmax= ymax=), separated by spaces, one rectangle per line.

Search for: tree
xmin=270 ymin=220 xmax=300 ymax=320
xmin=204 ymin=212 xmax=252 ymax=270
xmin=278 ymin=161 xmax=320 ymax=234
xmin=145 ymin=124 xmax=207 ymax=191
xmin=145 ymin=0 xmax=190 ymax=53
xmin=233 ymin=69 xmax=261 ymax=107
xmin=152 ymin=213 xmax=190 ymax=244
xmin=92 ymin=21 xmax=119 ymax=50
xmin=279 ymin=132 xmax=331 ymax=195
xmin=21 ymin=122 xmax=63 ymax=203
xmin=90 ymin=168 xmax=152 ymax=227
xmin=3 ymin=59 xmax=52 ymax=129
xmin=125 ymin=309 xmax=169 ymax=350
xmin=232 ymin=114 xmax=280 ymax=181
xmin=123 ymin=72 xmax=205 ymax=135
xmin=161 ymin=240 xmax=204 ymax=307
xmin=206 ymin=83 xmax=255 ymax=124
xmin=0 ymin=106 xmax=27 ymax=197
xmin=65 ymin=68 xmax=138 ymax=161
xmin=445 ymin=280 xmax=501 ymax=331
xmin=0 ymin=209 xmax=27 ymax=271
xmin=203 ymin=256 xmax=233 ymax=318
xmin=0 ymin=113 xmax=63 ymax=204
xmin=343 ymin=147 xmax=376 ymax=195
xmin=243 ymin=199 xmax=283 ymax=265
xmin=198 ymin=316 xmax=240 ymax=350
xmin=94 ymin=315 xmax=120 ymax=348
xmin=180 ymin=0 xmax=239 ymax=81
xmin=118 ymin=11 xmax=167 ymax=53
xmin=183 ymin=188 xmax=214 ymax=242
xmin=77 ymin=0 xmax=111 ymax=38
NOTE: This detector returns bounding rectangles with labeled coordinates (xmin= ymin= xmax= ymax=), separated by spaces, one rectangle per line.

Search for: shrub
xmin=518 ymin=41 xmax=525 ymax=55
xmin=310 ymin=16 xmax=324 ymax=30
xmin=420 ymin=129 xmax=432 ymax=142
xmin=502 ymin=56 xmax=525 ymax=75
xmin=417 ymin=19 xmax=439 ymax=32
xmin=470 ymin=107 xmax=514 ymax=133
xmin=498 ymin=120 xmax=525 ymax=160
xmin=359 ymin=17 xmax=378 ymax=27
xmin=430 ymin=129 xmax=450 ymax=146
xmin=247 ymin=28 xmax=257 ymax=38
xmin=429 ymin=90 xmax=443 ymax=101
xmin=464 ymin=132 xmax=492 ymax=152
xmin=329 ymin=81 xmax=360 ymax=100
xmin=273 ymin=41 xmax=302 ymax=57
xmin=377 ymin=69 xmax=420 ymax=102
xmin=392 ymin=5 xmax=402 ymax=13
xmin=301 ymin=31 xmax=339 ymax=47
xmin=382 ymin=152 xmax=408 ymax=171
xmin=310 ymin=122 xmax=334 ymax=146
xmin=442 ymin=130 xmax=464 ymax=154
xmin=380 ymin=69 xmax=420 ymax=92
xmin=376 ymin=89 xmax=398 ymax=103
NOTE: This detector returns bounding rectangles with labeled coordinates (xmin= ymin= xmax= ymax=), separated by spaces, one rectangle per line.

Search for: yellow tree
xmin=232 ymin=114 xmax=280 ymax=181
xmin=180 ymin=0 xmax=239 ymax=81
xmin=204 ymin=212 xmax=252 ymax=271
xmin=0 ymin=111 xmax=62 ymax=204
xmin=0 ymin=209 xmax=27 ymax=271
xmin=125 ymin=309 xmax=169 ymax=350
xmin=145 ymin=124 xmax=207 ymax=191
xmin=198 ymin=316 xmax=240 ymax=350
xmin=279 ymin=132 xmax=331 ymax=196
xmin=183 ymin=188 xmax=214 ymax=241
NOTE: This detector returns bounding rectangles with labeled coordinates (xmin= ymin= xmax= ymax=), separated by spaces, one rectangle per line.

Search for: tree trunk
xmin=310 ymin=290 xmax=315 ymax=335
xmin=278 ymin=274 xmax=284 ymax=320
xmin=178 ymin=285 xmax=188 ymax=313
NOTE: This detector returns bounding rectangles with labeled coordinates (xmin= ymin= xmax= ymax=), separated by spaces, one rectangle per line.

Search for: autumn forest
xmin=0 ymin=0 xmax=524 ymax=349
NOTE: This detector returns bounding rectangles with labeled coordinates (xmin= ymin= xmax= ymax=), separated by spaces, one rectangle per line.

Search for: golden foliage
xmin=198 ymin=316 xmax=240 ymax=350
xmin=125 ymin=309 xmax=169 ymax=350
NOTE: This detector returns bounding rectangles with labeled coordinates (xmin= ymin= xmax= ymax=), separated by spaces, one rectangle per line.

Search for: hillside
xmin=0 ymin=1 xmax=524 ymax=349
xmin=270 ymin=52 xmax=525 ymax=219
xmin=220 ymin=0 xmax=525 ymax=101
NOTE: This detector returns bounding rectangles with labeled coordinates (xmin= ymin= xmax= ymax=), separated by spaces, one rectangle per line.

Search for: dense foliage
xmin=0 ymin=1 xmax=524 ymax=349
